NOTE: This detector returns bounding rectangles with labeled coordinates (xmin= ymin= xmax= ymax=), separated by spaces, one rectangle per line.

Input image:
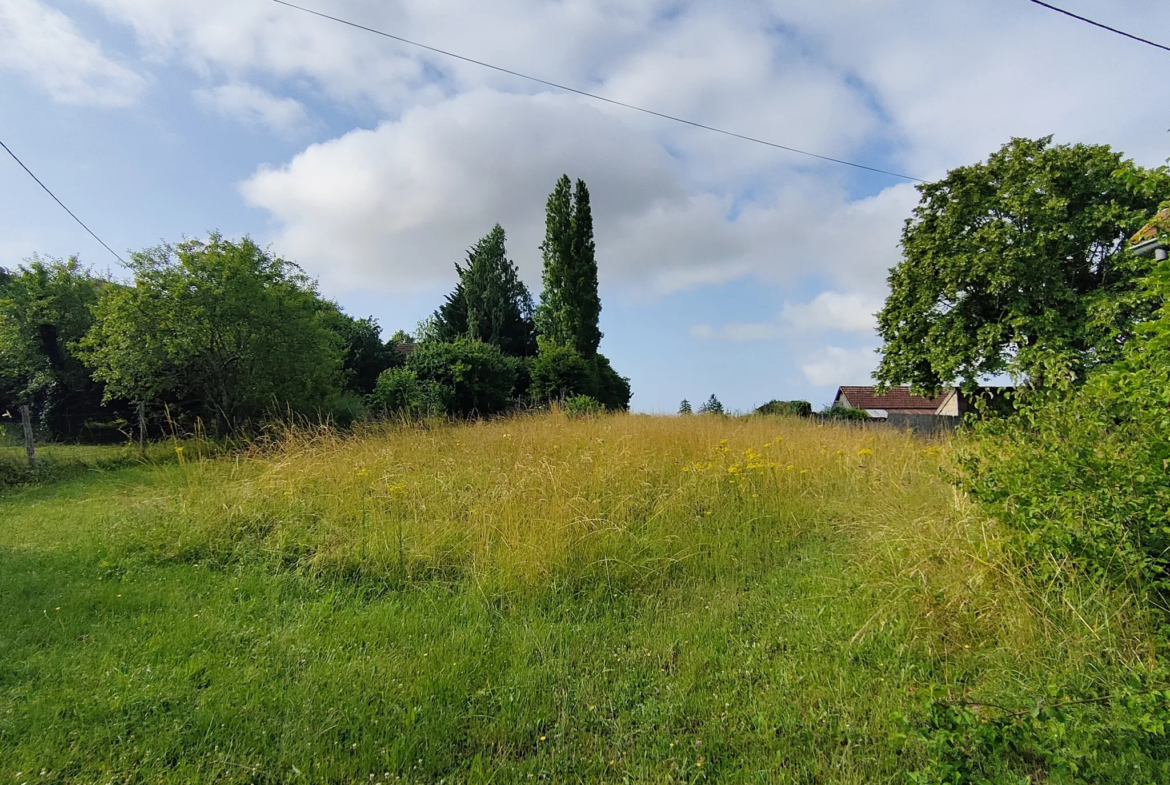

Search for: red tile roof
xmin=1131 ymin=207 xmax=1170 ymax=245
xmin=834 ymin=386 xmax=948 ymax=413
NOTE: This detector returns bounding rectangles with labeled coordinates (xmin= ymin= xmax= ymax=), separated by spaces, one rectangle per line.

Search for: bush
xmin=561 ymin=395 xmax=601 ymax=417
xmin=755 ymin=399 xmax=812 ymax=417
xmin=590 ymin=354 xmax=631 ymax=411
xmin=529 ymin=343 xmax=592 ymax=401
xmin=368 ymin=368 xmax=451 ymax=418
xmin=818 ymin=405 xmax=870 ymax=421
xmin=404 ymin=338 xmax=516 ymax=417
xmin=957 ymin=256 xmax=1170 ymax=589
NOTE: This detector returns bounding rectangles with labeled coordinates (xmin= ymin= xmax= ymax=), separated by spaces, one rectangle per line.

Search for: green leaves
xmin=535 ymin=175 xmax=602 ymax=358
xmin=877 ymin=137 xmax=1170 ymax=393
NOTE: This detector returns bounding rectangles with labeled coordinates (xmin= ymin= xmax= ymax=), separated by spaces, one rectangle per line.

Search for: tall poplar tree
xmin=536 ymin=175 xmax=602 ymax=357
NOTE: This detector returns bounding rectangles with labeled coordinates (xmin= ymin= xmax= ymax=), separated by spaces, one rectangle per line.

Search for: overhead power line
xmin=0 ymin=139 xmax=126 ymax=265
xmin=1024 ymin=0 xmax=1170 ymax=53
xmin=270 ymin=0 xmax=924 ymax=183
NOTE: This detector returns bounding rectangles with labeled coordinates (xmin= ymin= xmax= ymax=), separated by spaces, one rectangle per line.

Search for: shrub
xmin=529 ymin=343 xmax=591 ymax=401
xmin=957 ymin=255 xmax=1170 ymax=589
xmin=404 ymin=338 xmax=516 ymax=417
xmin=590 ymin=354 xmax=631 ymax=411
xmin=561 ymin=395 xmax=601 ymax=417
xmin=368 ymin=368 xmax=451 ymax=418
xmin=755 ymin=399 xmax=812 ymax=417
xmin=819 ymin=405 xmax=870 ymax=421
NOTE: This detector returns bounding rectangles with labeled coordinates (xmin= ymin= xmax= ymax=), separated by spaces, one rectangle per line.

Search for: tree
xmin=529 ymin=342 xmax=592 ymax=402
xmin=678 ymin=399 xmax=692 ymax=415
xmin=876 ymin=137 xmax=1170 ymax=393
xmin=431 ymin=225 xmax=536 ymax=356
xmin=698 ymin=395 xmax=723 ymax=415
xmin=535 ymin=175 xmax=602 ymax=357
xmin=0 ymin=256 xmax=115 ymax=438
xmin=324 ymin=312 xmax=402 ymax=396
xmin=80 ymin=234 xmax=342 ymax=432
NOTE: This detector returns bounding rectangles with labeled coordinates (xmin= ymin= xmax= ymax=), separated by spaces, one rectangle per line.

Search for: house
xmin=832 ymin=386 xmax=948 ymax=419
xmin=832 ymin=386 xmax=1010 ymax=419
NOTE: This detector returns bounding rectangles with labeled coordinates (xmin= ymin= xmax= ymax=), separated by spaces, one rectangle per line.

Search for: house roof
xmin=1131 ymin=207 xmax=1170 ymax=245
xmin=835 ymin=386 xmax=948 ymax=413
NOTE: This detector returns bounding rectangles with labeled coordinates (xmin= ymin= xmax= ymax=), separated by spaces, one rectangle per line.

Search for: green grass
xmin=0 ymin=415 xmax=1159 ymax=782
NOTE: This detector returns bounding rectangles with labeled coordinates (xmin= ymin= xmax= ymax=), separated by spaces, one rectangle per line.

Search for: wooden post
xmin=137 ymin=401 xmax=147 ymax=455
xmin=19 ymin=404 xmax=35 ymax=468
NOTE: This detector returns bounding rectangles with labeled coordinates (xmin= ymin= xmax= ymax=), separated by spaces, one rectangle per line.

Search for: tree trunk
xmin=137 ymin=401 xmax=147 ymax=455
xmin=19 ymin=405 xmax=35 ymax=468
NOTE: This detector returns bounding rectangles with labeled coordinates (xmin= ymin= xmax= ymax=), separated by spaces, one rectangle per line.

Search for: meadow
xmin=0 ymin=414 xmax=1158 ymax=783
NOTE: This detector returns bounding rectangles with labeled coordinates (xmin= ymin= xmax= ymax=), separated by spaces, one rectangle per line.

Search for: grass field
xmin=0 ymin=414 xmax=1157 ymax=782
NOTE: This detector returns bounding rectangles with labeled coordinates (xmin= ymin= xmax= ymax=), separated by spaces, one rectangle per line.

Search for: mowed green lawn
xmin=0 ymin=416 xmax=1154 ymax=783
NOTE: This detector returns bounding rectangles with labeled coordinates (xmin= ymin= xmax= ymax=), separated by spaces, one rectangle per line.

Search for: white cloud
xmin=0 ymin=0 xmax=144 ymax=106
xmin=194 ymin=83 xmax=309 ymax=133
xmin=801 ymin=346 xmax=878 ymax=386
xmin=781 ymin=291 xmax=881 ymax=333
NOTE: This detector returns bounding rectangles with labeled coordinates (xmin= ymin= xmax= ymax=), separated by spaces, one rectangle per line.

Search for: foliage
xmin=325 ymin=312 xmax=402 ymax=396
xmin=79 ymin=234 xmax=342 ymax=433
xmin=678 ymin=399 xmax=692 ymax=415
xmin=560 ymin=394 xmax=601 ymax=417
xmin=904 ymin=681 xmax=1170 ymax=783
xmin=819 ymin=405 xmax=871 ymax=422
xmin=876 ymin=136 xmax=1170 ymax=393
xmin=0 ymin=256 xmax=116 ymax=438
xmin=401 ymin=338 xmax=516 ymax=417
xmin=956 ymin=253 xmax=1170 ymax=589
xmin=755 ymin=399 xmax=812 ymax=417
xmin=697 ymin=394 xmax=724 ymax=415
xmin=368 ymin=367 xmax=450 ymax=418
xmin=529 ymin=341 xmax=592 ymax=401
xmin=535 ymin=175 xmax=602 ymax=358
xmin=589 ymin=353 xmax=632 ymax=411
xmin=432 ymin=225 xmax=536 ymax=357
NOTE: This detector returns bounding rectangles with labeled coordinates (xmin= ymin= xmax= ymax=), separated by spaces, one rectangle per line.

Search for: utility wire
xmin=270 ymin=0 xmax=923 ymax=182
xmin=1024 ymin=0 xmax=1170 ymax=54
xmin=0 ymin=139 xmax=126 ymax=265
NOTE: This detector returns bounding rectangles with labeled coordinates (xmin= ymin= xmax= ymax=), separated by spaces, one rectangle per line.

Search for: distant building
xmin=832 ymin=386 xmax=948 ymax=419
xmin=832 ymin=386 xmax=1009 ymax=419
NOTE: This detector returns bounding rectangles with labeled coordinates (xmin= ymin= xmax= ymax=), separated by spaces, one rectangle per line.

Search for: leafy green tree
xmin=698 ymin=395 xmax=723 ymax=415
xmin=876 ymin=137 xmax=1170 ymax=393
xmin=368 ymin=367 xmax=450 ymax=418
xmin=535 ymin=176 xmax=602 ymax=357
xmin=0 ymin=256 xmax=114 ymax=438
xmin=432 ymin=225 xmax=536 ymax=356
xmin=589 ymin=354 xmax=631 ymax=411
xmin=80 ymin=234 xmax=342 ymax=432
xmin=678 ymin=399 xmax=692 ymax=415
xmin=324 ymin=312 xmax=402 ymax=396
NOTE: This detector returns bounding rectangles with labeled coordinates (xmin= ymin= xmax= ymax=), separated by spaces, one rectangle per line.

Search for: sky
xmin=2 ymin=0 xmax=1168 ymax=413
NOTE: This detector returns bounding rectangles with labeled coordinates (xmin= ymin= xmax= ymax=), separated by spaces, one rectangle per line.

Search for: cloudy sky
xmin=2 ymin=0 xmax=1168 ymax=411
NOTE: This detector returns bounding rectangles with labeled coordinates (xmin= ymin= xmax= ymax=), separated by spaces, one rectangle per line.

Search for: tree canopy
xmin=0 ymin=256 xmax=112 ymax=438
xmin=432 ymin=224 xmax=536 ymax=357
xmin=875 ymin=136 xmax=1170 ymax=392
xmin=535 ymin=176 xmax=602 ymax=358
xmin=80 ymin=234 xmax=342 ymax=431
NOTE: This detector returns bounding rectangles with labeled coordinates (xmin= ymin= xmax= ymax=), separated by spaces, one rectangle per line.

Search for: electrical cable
xmin=270 ymin=0 xmax=924 ymax=182
xmin=0 ymin=139 xmax=126 ymax=265
xmin=1024 ymin=0 xmax=1170 ymax=54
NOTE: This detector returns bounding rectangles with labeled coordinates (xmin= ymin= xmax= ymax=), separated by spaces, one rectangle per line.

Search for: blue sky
xmin=2 ymin=0 xmax=1169 ymax=412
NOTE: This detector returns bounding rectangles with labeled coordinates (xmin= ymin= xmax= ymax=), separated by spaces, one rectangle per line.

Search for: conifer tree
xmin=535 ymin=175 xmax=602 ymax=357
xmin=697 ymin=395 xmax=723 ymax=415
xmin=431 ymin=225 xmax=536 ymax=356
xmin=678 ymin=399 xmax=692 ymax=415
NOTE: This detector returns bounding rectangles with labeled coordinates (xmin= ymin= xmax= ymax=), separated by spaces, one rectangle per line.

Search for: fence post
xmin=19 ymin=404 xmax=35 ymax=468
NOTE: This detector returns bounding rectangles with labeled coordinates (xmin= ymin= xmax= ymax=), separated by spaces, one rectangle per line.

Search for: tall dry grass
xmin=112 ymin=412 xmax=1151 ymax=670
